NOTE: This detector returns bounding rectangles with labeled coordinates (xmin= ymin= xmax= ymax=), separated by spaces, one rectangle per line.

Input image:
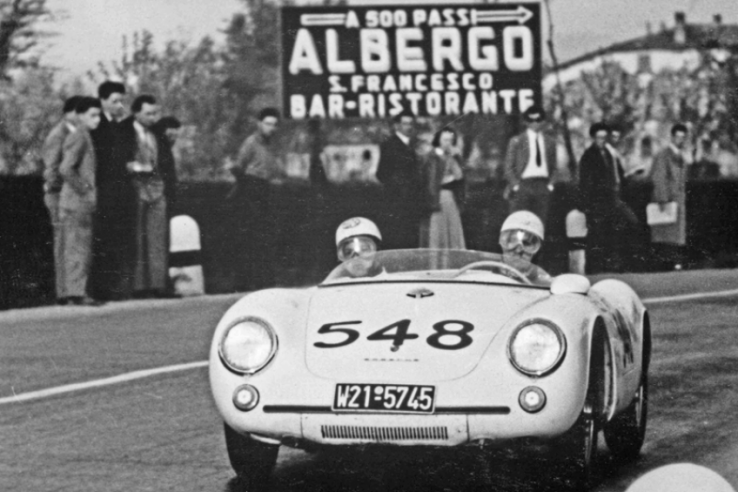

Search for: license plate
xmin=333 ymin=383 xmax=435 ymax=413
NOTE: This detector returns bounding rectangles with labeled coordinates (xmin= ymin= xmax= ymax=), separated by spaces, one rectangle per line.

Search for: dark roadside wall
xmin=2 ymin=175 xmax=737 ymax=310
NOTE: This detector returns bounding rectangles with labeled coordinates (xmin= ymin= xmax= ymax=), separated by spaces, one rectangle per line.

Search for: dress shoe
xmin=67 ymin=296 xmax=105 ymax=307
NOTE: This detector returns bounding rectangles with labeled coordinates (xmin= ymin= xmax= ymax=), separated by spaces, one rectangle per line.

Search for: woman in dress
xmin=420 ymin=127 xmax=466 ymax=249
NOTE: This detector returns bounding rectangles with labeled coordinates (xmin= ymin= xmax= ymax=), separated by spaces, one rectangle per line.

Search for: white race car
xmin=209 ymin=249 xmax=651 ymax=490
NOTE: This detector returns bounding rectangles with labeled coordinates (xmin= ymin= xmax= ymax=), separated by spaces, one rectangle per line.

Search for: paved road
xmin=2 ymin=271 xmax=738 ymax=491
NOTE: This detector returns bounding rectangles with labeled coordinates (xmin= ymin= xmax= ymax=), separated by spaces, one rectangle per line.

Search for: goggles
xmin=500 ymin=229 xmax=542 ymax=255
xmin=338 ymin=236 xmax=378 ymax=261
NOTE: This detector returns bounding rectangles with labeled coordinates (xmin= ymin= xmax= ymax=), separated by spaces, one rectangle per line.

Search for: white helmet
xmin=335 ymin=217 xmax=382 ymax=247
xmin=625 ymin=464 xmax=735 ymax=492
xmin=500 ymin=211 xmax=545 ymax=240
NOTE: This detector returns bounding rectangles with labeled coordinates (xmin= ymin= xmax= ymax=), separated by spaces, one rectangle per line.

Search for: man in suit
xmin=42 ymin=95 xmax=82 ymax=304
xmin=58 ymin=97 xmax=104 ymax=306
xmin=579 ymin=122 xmax=638 ymax=273
xmin=504 ymin=105 xmax=558 ymax=223
xmin=376 ymin=110 xmax=423 ymax=250
xmin=90 ymin=80 xmax=135 ymax=300
xmin=116 ymin=95 xmax=177 ymax=298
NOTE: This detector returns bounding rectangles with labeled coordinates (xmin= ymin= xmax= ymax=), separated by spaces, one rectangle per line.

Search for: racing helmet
xmin=499 ymin=211 xmax=544 ymax=256
xmin=335 ymin=217 xmax=382 ymax=261
xmin=625 ymin=464 xmax=735 ymax=492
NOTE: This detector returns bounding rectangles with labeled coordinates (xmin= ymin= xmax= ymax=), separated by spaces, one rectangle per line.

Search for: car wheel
xmin=224 ymin=423 xmax=280 ymax=491
xmin=560 ymin=401 xmax=597 ymax=491
xmin=604 ymin=372 xmax=648 ymax=462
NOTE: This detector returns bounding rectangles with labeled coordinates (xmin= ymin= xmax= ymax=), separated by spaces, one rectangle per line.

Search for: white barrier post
xmin=566 ymin=209 xmax=587 ymax=275
xmin=169 ymin=215 xmax=205 ymax=297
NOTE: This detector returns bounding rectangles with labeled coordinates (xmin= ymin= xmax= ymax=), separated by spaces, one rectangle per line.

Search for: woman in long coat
xmin=650 ymin=124 xmax=689 ymax=268
xmin=419 ymin=127 xmax=466 ymax=249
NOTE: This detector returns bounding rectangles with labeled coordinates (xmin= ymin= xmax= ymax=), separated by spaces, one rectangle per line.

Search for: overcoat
xmin=650 ymin=145 xmax=687 ymax=245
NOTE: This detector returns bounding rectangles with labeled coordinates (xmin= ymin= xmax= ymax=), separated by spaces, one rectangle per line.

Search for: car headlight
xmin=219 ymin=317 xmax=277 ymax=374
xmin=508 ymin=320 xmax=566 ymax=376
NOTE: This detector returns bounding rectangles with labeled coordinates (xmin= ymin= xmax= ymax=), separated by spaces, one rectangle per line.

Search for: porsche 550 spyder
xmin=209 ymin=249 xmax=651 ymax=490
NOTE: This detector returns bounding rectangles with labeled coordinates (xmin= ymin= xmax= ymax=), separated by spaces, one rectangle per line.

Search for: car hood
xmin=304 ymin=281 xmax=549 ymax=382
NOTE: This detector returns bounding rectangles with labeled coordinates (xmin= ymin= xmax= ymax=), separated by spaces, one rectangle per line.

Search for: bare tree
xmin=0 ymin=0 xmax=49 ymax=77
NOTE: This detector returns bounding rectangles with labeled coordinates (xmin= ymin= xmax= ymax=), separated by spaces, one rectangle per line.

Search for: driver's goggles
xmin=338 ymin=236 xmax=378 ymax=261
xmin=500 ymin=229 xmax=542 ymax=254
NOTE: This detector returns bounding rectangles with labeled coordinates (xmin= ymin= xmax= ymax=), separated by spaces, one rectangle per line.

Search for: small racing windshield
xmin=322 ymin=249 xmax=551 ymax=286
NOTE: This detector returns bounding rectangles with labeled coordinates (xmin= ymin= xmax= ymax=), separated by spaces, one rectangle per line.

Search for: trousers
xmin=59 ymin=208 xmax=94 ymax=297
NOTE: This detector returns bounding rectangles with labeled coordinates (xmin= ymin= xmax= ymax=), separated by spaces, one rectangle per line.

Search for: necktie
xmin=535 ymin=137 xmax=542 ymax=167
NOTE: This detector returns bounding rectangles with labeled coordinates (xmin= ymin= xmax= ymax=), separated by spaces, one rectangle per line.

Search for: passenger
xmin=333 ymin=217 xmax=384 ymax=279
xmin=499 ymin=211 xmax=553 ymax=286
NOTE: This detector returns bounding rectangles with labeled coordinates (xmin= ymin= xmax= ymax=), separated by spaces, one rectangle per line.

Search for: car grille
xmin=320 ymin=425 xmax=449 ymax=441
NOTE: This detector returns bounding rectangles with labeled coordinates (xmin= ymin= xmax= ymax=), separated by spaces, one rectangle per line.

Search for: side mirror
xmin=550 ymin=274 xmax=591 ymax=295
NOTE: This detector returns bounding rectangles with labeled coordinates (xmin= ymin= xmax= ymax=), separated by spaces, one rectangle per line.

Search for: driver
xmin=334 ymin=217 xmax=384 ymax=278
xmin=499 ymin=211 xmax=553 ymax=286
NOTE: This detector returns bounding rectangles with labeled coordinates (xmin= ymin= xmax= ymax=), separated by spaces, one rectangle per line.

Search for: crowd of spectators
xmin=41 ymin=81 xmax=181 ymax=306
xmin=41 ymin=88 xmax=696 ymax=304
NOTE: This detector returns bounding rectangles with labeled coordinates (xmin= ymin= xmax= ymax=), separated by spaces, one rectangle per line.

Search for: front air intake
xmin=320 ymin=425 xmax=448 ymax=441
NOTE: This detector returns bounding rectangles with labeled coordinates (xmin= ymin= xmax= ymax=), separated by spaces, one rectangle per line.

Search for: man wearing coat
xmin=504 ymin=105 xmax=558 ymax=223
xmin=376 ymin=110 xmax=424 ymax=250
xmin=58 ymin=97 xmax=104 ymax=306
xmin=579 ymin=122 xmax=638 ymax=273
xmin=116 ymin=95 xmax=177 ymax=298
xmin=42 ymin=95 xmax=82 ymax=304
xmin=651 ymin=123 xmax=689 ymax=269
xmin=90 ymin=81 xmax=135 ymax=300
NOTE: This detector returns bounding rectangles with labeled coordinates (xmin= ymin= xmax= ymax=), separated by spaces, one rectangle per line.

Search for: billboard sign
xmin=281 ymin=3 xmax=541 ymax=119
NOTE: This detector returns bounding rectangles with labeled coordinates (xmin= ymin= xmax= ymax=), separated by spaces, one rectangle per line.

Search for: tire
xmin=224 ymin=423 xmax=280 ymax=491
xmin=560 ymin=402 xmax=598 ymax=491
xmin=604 ymin=372 xmax=648 ymax=462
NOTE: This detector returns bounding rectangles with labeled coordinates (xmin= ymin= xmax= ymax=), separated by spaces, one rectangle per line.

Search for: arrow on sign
xmin=474 ymin=6 xmax=534 ymax=25
xmin=301 ymin=13 xmax=346 ymax=26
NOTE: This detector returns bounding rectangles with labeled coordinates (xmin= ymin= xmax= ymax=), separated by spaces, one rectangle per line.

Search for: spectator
xmin=376 ymin=109 xmax=424 ymax=250
xmin=579 ymin=122 xmax=639 ymax=273
xmin=42 ymin=95 xmax=82 ymax=304
xmin=419 ymin=127 xmax=466 ymax=249
xmin=58 ymin=97 xmax=104 ymax=306
xmin=228 ymin=107 xmax=285 ymax=291
xmin=651 ymin=123 xmax=690 ymax=270
xmin=90 ymin=80 xmax=135 ymax=301
xmin=117 ymin=95 xmax=177 ymax=298
xmin=503 ymin=105 xmax=557 ymax=223
xmin=152 ymin=116 xmax=181 ymax=212
xmin=609 ymin=125 xmax=650 ymax=271
xmin=689 ymin=138 xmax=721 ymax=180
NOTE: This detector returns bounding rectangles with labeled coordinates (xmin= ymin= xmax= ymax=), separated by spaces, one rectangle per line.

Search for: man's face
xmin=135 ymin=102 xmax=161 ymax=129
xmin=258 ymin=116 xmax=279 ymax=138
xmin=594 ymin=130 xmax=608 ymax=148
xmin=526 ymin=120 xmax=544 ymax=133
xmin=609 ymin=130 xmax=622 ymax=146
xmin=672 ymin=130 xmax=687 ymax=149
xmin=101 ymin=92 xmax=125 ymax=119
xmin=395 ymin=116 xmax=415 ymax=138
xmin=164 ymin=127 xmax=181 ymax=145
xmin=79 ymin=108 xmax=102 ymax=130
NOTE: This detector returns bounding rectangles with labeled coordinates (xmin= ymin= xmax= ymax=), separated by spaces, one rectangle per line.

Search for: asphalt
xmin=2 ymin=271 xmax=738 ymax=491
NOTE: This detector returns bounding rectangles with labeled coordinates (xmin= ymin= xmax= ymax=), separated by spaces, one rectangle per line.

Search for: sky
xmin=39 ymin=0 xmax=738 ymax=82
